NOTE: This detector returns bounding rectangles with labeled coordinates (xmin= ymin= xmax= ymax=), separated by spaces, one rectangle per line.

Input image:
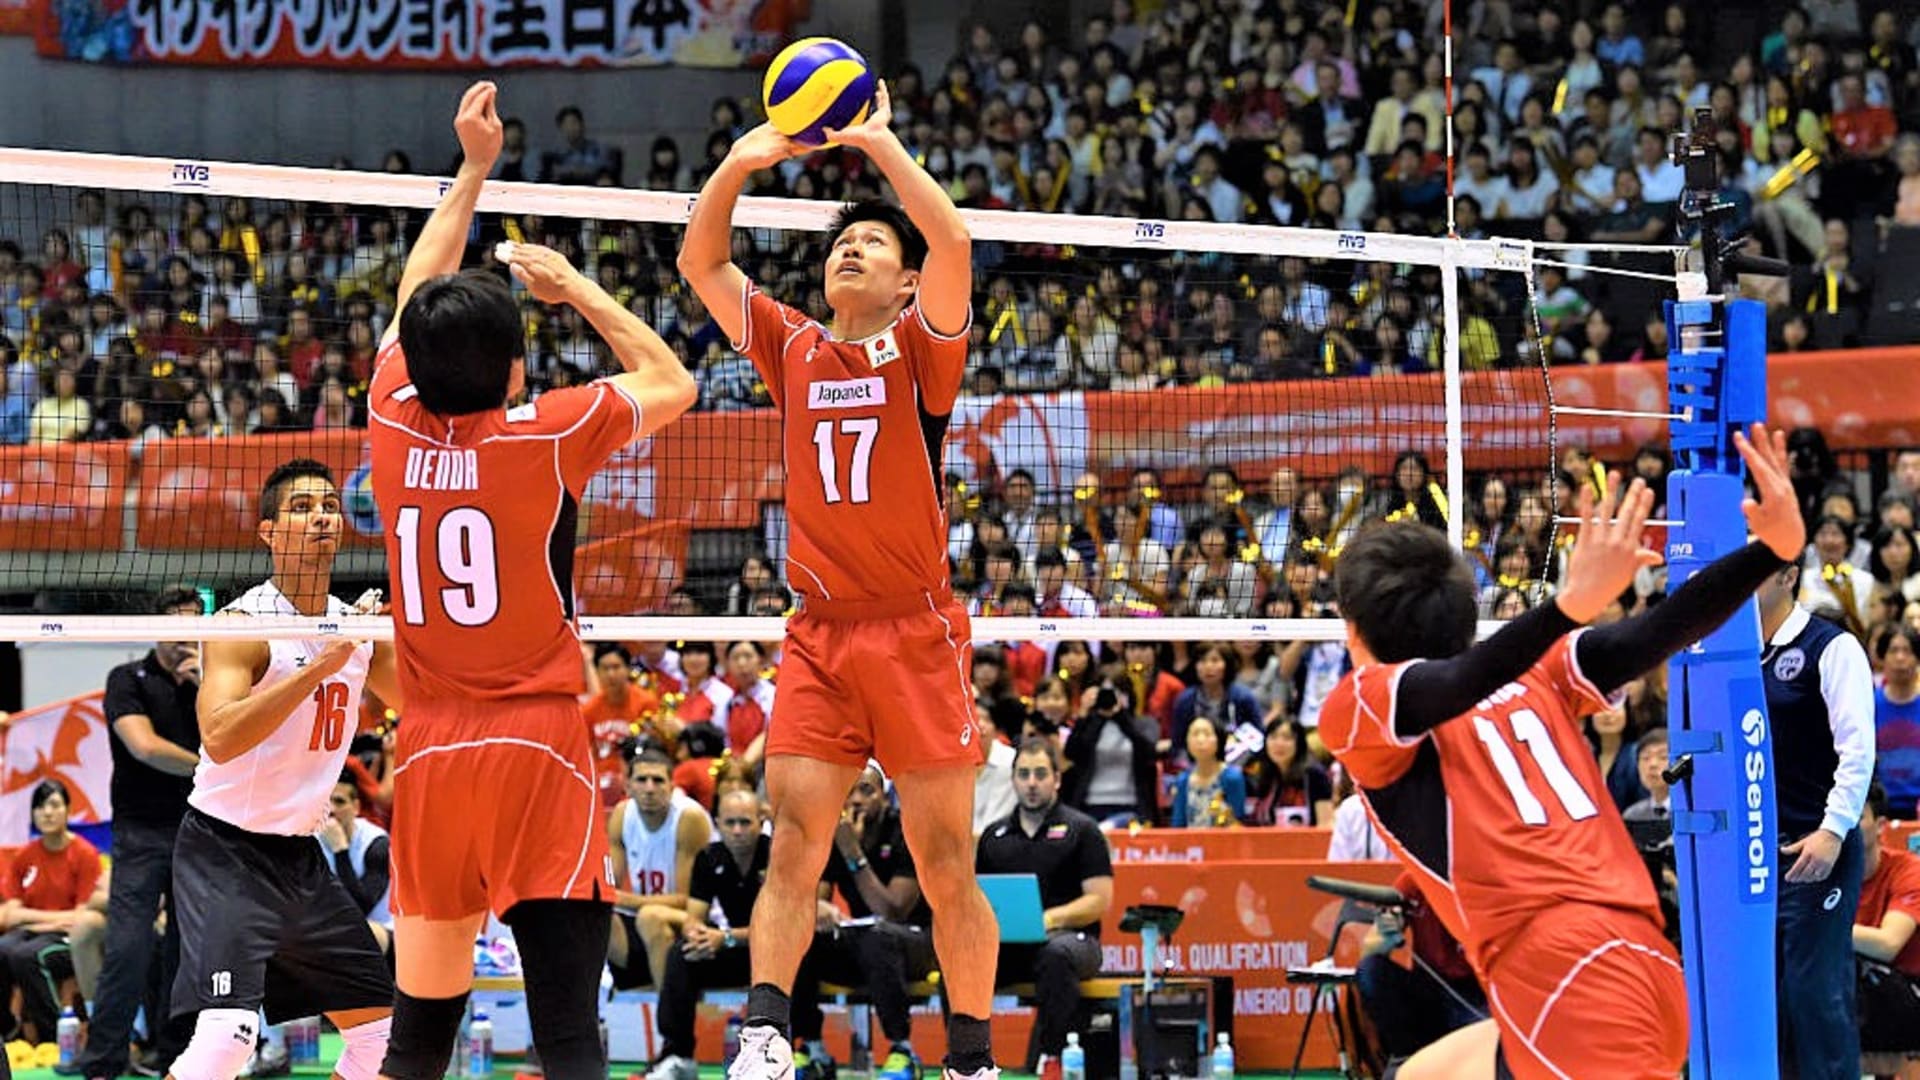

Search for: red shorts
xmin=768 ymin=592 xmax=983 ymax=775
xmin=1484 ymin=904 xmax=1688 ymax=1080
xmin=390 ymin=696 xmax=613 ymax=921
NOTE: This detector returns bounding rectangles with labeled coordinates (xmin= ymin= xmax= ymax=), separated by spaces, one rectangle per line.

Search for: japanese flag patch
xmin=865 ymin=329 xmax=902 ymax=369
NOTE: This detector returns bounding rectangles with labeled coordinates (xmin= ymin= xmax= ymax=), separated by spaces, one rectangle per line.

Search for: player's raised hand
xmin=727 ymin=123 xmax=808 ymax=172
xmin=454 ymin=81 xmax=503 ymax=169
xmin=1735 ymin=423 xmax=1805 ymax=561
xmin=1554 ymin=472 xmax=1661 ymax=624
xmin=498 ymin=242 xmax=584 ymax=305
xmin=822 ymin=79 xmax=896 ymax=153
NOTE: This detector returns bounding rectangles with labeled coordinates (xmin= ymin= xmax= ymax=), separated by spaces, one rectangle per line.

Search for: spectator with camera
xmin=977 ymin=738 xmax=1113 ymax=1076
xmin=1060 ymin=679 xmax=1160 ymax=828
xmin=1854 ymin=782 xmax=1920 ymax=1078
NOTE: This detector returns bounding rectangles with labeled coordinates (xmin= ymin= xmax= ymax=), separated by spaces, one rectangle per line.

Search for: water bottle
xmin=1210 ymin=1032 xmax=1235 ymax=1079
xmin=466 ymin=1009 xmax=494 ymax=1078
xmin=56 ymin=1007 xmax=80 ymax=1068
xmin=279 ymin=1019 xmax=305 ymax=1065
xmin=1061 ymin=1032 xmax=1086 ymax=1080
xmin=723 ymin=1012 xmax=743 ymax=1067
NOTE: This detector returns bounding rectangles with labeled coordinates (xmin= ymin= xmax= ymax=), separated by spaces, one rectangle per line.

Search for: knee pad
xmin=334 ymin=1016 xmax=390 ymax=1080
xmin=380 ymin=991 xmax=467 ymax=1080
xmin=168 ymin=1008 xmax=259 ymax=1080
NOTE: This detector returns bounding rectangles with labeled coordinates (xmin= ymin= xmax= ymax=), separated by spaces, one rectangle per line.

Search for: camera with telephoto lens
xmin=1093 ymin=680 xmax=1122 ymax=714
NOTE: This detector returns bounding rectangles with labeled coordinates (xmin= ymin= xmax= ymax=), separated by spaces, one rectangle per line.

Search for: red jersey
xmin=369 ymin=339 xmax=644 ymax=703
xmin=1320 ymin=632 xmax=1659 ymax=975
xmin=1860 ymin=844 xmax=1920 ymax=976
xmin=3 ymin=835 xmax=101 ymax=912
xmin=736 ymin=285 xmax=968 ymax=603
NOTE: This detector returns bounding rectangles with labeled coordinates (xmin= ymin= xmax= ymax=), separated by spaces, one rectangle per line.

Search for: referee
xmin=1757 ymin=562 xmax=1876 ymax=1079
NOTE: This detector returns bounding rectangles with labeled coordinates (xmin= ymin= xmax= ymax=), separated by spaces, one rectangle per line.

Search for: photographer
xmin=1060 ymin=679 xmax=1161 ymax=827
xmin=1622 ymin=728 xmax=1681 ymax=945
xmin=1354 ymin=873 xmax=1485 ymax=1066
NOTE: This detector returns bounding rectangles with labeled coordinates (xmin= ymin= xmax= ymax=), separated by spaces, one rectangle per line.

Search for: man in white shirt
xmin=1002 ymin=469 xmax=1040 ymax=566
xmin=171 ymin=460 xmax=399 ymax=1080
xmin=1634 ymin=127 xmax=1687 ymax=204
xmin=1564 ymin=135 xmax=1619 ymax=215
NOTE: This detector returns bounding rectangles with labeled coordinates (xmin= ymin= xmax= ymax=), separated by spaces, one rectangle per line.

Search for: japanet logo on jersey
xmin=807 ymin=378 xmax=887 ymax=410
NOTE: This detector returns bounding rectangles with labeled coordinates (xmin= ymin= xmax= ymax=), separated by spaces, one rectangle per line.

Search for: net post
xmin=1440 ymin=244 xmax=1465 ymax=550
xmin=1664 ymin=292 xmax=1777 ymax=1079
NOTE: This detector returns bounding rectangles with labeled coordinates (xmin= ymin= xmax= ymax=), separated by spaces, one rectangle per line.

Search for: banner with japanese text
xmin=36 ymin=0 xmax=807 ymax=68
xmin=0 ymin=691 xmax=114 ymax=843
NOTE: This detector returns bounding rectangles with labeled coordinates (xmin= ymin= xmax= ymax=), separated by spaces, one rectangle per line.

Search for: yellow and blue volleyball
xmin=763 ymin=37 xmax=874 ymax=147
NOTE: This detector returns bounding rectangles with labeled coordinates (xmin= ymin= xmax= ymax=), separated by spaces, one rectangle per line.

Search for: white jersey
xmin=621 ymin=792 xmax=701 ymax=896
xmin=190 ymin=582 xmax=373 ymax=836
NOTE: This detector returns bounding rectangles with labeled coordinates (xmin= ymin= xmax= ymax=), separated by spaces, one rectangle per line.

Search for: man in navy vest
xmin=1758 ymin=560 xmax=1877 ymax=1079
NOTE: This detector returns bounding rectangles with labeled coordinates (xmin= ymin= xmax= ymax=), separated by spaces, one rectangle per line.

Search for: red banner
xmin=16 ymin=345 xmax=1920 ymax=564
xmin=0 ymin=0 xmax=34 ymax=35
xmin=0 ymin=443 xmax=129 ymax=552
xmin=135 ymin=431 xmax=379 ymax=551
xmin=36 ymin=0 xmax=806 ymax=68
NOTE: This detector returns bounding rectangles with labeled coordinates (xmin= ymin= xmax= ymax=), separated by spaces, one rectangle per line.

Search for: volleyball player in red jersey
xmin=1322 ymin=425 xmax=1805 ymax=1080
xmin=678 ymin=80 xmax=1001 ymax=1080
xmin=365 ymin=83 xmax=696 ymax=1080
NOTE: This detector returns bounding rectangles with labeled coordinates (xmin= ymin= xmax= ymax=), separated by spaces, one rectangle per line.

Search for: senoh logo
xmin=807 ymin=377 xmax=886 ymax=411
xmin=1133 ymin=221 xmax=1167 ymax=243
xmin=1740 ymin=708 xmax=1771 ymax=897
xmin=171 ymin=162 xmax=210 ymax=189
xmin=1337 ymin=233 xmax=1367 ymax=252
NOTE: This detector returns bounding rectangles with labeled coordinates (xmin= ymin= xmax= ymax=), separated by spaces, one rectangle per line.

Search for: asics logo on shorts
xmin=1823 ymin=887 xmax=1843 ymax=911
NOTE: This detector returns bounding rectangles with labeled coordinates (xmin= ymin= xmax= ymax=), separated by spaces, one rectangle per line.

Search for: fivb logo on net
xmin=170 ymin=162 xmax=211 ymax=190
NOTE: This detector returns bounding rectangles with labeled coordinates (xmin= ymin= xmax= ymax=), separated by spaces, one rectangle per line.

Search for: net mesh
xmin=0 ymin=151 xmax=1671 ymax=641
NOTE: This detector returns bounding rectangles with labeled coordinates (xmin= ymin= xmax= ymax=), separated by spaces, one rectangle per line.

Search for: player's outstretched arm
xmin=676 ymin=126 xmax=804 ymax=346
xmin=198 ymin=636 xmax=360 ymax=765
xmin=383 ymin=81 xmax=503 ymax=345
xmin=1389 ymin=475 xmax=1660 ymax=737
xmin=824 ymin=80 xmax=972 ymax=337
xmin=501 ymin=242 xmax=696 ymax=437
xmin=1577 ymin=423 xmax=1805 ymax=695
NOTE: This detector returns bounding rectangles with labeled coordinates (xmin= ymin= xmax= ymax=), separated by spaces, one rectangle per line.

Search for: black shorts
xmin=607 ymin=912 xmax=653 ymax=990
xmin=170 ymin=807 xmax=392 ymax=1022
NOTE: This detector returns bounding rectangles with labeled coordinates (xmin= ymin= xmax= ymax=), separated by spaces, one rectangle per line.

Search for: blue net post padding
xmin=1664 ymin=296 xmax=1777 ymax=1078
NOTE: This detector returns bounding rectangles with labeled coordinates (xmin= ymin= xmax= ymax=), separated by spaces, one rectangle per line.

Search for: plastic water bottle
xmin=1210 ymin=1032 xmax=1235 ymax=1079
xmin=56 ymin=1007 xmax=80 ymax=1068
xmin=723 ymin=1012 xmax=743 ymax=1067
xmin=1061 ymin=1032 xmax=1086 ymax=1080
xmin=293 ymin=1017 xmax=323 ymax=1065
xmin=466 ymin=1009 xmax=494 ymax=1078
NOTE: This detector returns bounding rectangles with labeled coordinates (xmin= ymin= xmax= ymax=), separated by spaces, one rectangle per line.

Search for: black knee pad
xmin=505 ymin=899 xmax=612 ymax=1080
xmin=381 ymin=990 xmax=468 ymax=1080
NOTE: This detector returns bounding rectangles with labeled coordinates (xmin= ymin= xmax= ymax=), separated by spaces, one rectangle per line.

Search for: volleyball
xmin=762 ymin=37 xmax=874 ymax=147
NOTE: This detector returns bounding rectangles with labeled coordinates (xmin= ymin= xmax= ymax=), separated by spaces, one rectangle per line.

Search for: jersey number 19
xmin=393 ymin=505 xmax=501 ymax=626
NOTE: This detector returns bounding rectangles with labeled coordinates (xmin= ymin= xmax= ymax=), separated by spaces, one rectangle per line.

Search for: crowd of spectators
xmin=2 ymin=0 xmax=1917 ymax=448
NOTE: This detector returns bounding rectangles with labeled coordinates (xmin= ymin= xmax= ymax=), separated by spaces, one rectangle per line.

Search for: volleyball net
xmin=0 ymin=148 xmax=1684 ymax=645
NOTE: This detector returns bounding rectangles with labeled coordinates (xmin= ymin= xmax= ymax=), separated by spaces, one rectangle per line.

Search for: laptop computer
xmin=978 ymin=873 xmax=1048 ymax=943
